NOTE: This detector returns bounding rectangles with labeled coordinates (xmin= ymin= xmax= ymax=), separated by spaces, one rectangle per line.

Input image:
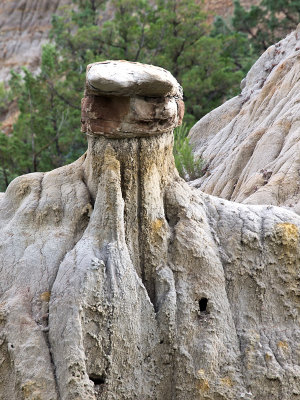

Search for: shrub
xmin=173 ymin=124 xmax=205 ymax=181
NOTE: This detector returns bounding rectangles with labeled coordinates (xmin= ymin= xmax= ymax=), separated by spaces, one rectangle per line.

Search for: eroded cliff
xmin=189 ymin=27 xmax=300 ymax=214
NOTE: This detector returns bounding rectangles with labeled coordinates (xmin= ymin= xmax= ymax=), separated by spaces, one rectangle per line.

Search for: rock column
xmin=81 ymin=61 xmax=184 ymax=301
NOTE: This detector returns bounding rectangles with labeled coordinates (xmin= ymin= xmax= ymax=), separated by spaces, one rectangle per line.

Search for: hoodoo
xmin=0 ymin=61 xmax=299 ymax=400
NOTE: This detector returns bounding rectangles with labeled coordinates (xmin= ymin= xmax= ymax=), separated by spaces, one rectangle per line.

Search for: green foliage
xmin=0 ymin=82 xmax=12 ymax=115
xmin=97 ymin=0 xmax=250 ymax=124
xmin=0 ymin=0 xmax=253 ymax=190
xmin=0 ymin=48 xmax=86 ymax=188
xmin=173 ymin=124 xmax=204 ymax=181
xmin=232 ymin=0 xmax=300 ymax=53
xmin=0 ymin=133 xmax=13 ymax=191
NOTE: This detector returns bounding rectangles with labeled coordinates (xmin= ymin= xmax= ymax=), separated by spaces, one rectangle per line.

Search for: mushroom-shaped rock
xmin=82 ymin=60 xmax=184 ymax=138
xmin=0 ymin=60 xmax=300 ymax=400
xmin=86 ymin=60 xmax=182 ymax=97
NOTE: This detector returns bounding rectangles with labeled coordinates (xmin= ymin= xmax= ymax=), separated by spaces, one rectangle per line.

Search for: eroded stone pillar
xmin=81 ymin=61 xmax=184 ymax=302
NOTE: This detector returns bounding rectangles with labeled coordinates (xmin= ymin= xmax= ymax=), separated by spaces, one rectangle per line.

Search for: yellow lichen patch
xmin=103 ymin=145 xmax=121 ymax=175
xmin=264 ymin=352 xmax=273 ymax=362
xmin=40 ymin=291 xmax=51 ymax=302
xmin=197 ymin=369 xmax=210 ymax=392
xmin=152 ymin=218 xmax=164 ymax=233
xmin=277 ymin=341 xmax=289 ymax=351
xmin=274 ymin=223 xmax=299 ymax=268
xmin=275 ymin=223 xmax=299 ymax=249
xmin=21 ymin=380 xmax=42 ymax=399
xmin=220 ymin=377 xmax=234 ymax=387
xmin=17 ymin=182 xmax=30 ymax=198
xmin=197 ymin=379 xmax=210 ymax=392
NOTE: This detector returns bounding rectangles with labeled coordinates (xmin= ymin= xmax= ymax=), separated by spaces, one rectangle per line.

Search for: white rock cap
xmin=86 ymin=60 xmax=182 ymax=98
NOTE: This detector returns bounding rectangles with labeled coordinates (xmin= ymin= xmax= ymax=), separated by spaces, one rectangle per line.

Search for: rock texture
xmin=0 ymin=0 xmax=72 ymax=82
xmin=0 ymin=61 xmax=300 ymax=400
xmin=189 ymin=27 xmax=300 ymax=215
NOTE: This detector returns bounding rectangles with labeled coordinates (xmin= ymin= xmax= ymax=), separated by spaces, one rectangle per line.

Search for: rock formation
xmin=0 ymin=61 xmax=300 ymax=400
xmin=189 ymin=27 xmax=300 ymax=214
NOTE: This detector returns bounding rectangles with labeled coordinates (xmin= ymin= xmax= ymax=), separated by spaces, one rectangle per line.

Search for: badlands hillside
xmin=189 ymin=27 xmax=300 ymax=214
xmin=0 ymin=0 xmax=69 ymax=81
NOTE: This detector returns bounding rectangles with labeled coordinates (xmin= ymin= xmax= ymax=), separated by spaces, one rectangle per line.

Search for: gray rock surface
xmin=0 ymin=61 xmax=299 ymax=400
xmin=189 ymin=27 xmax=300 ymax=215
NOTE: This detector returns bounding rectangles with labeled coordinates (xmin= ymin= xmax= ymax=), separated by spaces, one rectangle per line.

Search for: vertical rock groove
xmin=136 ymin=138 xmax=146 ymax=293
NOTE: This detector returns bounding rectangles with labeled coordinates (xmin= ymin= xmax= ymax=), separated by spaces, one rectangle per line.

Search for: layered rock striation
xmin=0 ymin=61 xmax=299 ymax=400
xmin=189 ymin=27 xmax=300 ymax=214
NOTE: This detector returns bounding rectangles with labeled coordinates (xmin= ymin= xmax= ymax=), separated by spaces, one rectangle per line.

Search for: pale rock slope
xmin=0 ymin=61 xmax=300 ymax=400
xmin=189 ymin=27 xmax=300 ymax=214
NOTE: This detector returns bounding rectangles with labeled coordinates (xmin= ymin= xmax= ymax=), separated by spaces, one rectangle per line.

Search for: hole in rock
xmin=89 ymin=373 xmax=106 ymax=385
xmin=199 ymin=298 xmax=208 ymax=313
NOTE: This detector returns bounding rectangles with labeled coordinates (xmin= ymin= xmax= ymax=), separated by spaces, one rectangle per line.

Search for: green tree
xmin=232 ymin=0 xmax=300 ymax=53
xmin=98 ymin=0 xmax=249 ymax=123
xmin=0 ymin=46 xmax=85 ymax=190
xmin=173 ymin=124 xmax=205 ymax=181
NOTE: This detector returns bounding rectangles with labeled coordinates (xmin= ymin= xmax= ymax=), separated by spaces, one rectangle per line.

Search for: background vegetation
xmin=0 ymin=0 xmax=299 ymax=188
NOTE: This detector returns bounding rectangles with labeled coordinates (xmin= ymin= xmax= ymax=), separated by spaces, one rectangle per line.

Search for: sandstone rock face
xmin=189 ymin=27 xmax=300 ymax=214
xmin=0 ymin=61 xmax=300 ymax=400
